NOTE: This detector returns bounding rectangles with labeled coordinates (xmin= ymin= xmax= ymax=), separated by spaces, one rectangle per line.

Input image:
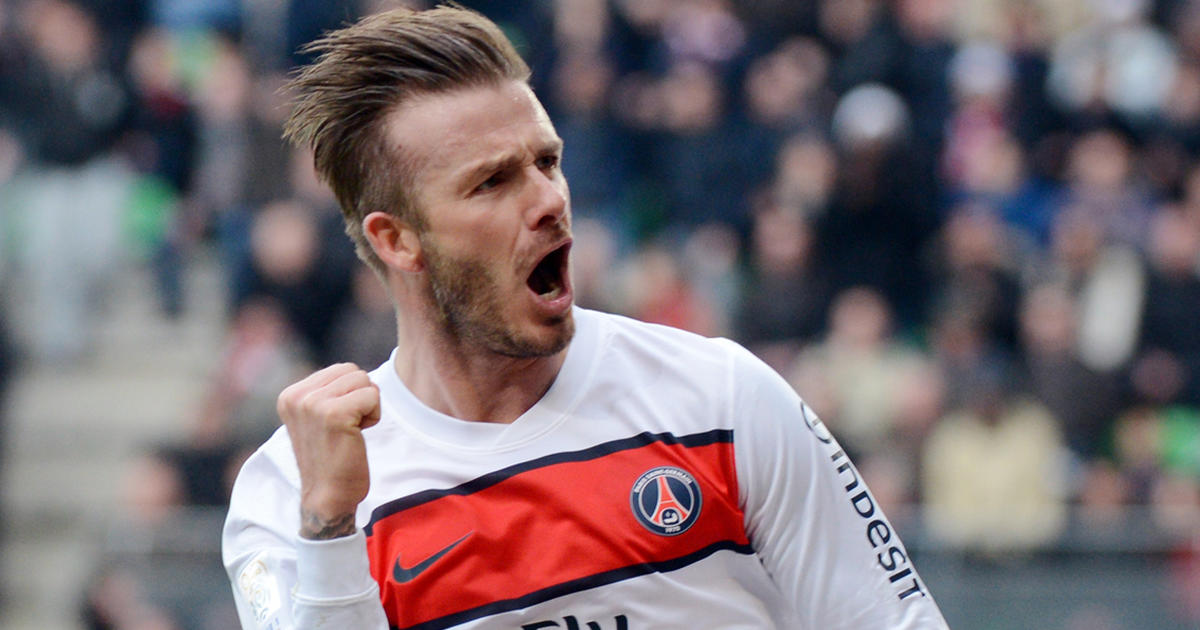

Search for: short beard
xmin=423 ymin=238 xmax=573 ymax=359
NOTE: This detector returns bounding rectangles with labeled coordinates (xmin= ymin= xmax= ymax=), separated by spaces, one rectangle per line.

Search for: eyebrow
xmin=456 ymin=137 xmax=564 ymax=188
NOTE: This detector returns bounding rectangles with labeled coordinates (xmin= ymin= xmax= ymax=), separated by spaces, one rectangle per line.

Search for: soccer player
xmin=222 ymin=6 xmax=950 ymax=629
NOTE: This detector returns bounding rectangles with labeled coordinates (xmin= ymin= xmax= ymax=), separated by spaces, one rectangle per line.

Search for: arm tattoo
xmin=300 ymin=510 xmax=357 ymax=540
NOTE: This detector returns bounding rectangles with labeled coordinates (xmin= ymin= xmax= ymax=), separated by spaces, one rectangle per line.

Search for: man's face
xmin=385 ymin=80 xmax=574 ymax=357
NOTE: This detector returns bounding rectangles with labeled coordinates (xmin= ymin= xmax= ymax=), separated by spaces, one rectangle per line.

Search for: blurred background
xmin=0 ymin=0 xmax=1197 ymax=628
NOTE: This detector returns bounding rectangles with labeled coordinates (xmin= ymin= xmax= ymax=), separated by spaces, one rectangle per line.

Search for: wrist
xmin=299 ymin=497 xmax=359 ymax=539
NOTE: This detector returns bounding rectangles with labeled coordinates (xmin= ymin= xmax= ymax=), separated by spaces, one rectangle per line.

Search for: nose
xmin=524 ymin=165 xmax=569 ymax=231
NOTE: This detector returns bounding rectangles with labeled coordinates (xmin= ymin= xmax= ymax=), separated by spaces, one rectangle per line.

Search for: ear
xmin=363 ymin=211 xmax=423 ymax=272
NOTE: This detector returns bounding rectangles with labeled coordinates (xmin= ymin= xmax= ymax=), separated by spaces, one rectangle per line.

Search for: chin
xmin=493 ymin=311 xmax=576 ymax=359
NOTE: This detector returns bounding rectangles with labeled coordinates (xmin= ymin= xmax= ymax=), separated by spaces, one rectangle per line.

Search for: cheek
xmin=423 ymin=209 xmax=529 ymax=274
xmin=439 ymin=239 xmax=518 ymax=292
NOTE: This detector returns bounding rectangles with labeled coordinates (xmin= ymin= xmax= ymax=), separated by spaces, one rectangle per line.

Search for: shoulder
xmin=579 ymin=308 xmax=787 ymax=402
xmin=582 ymin=307 xmax=750 ymax=370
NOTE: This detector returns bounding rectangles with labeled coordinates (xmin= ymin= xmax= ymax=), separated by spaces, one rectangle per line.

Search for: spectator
xmin=1045 ymin=205 xmax=1146 ymax=373
xmin=818 ymin=0 xmax=900 ymax=94
xmin=819 ymin=82 xmax=937 ymax=327
xmin=193 ymin=298 xmax=312 ymax=448
xmin=927 ymin=206 xmax=1023 ymax=353
xmin=771 ymin=132 xmax=838 ymax=219
xmin=735 ymin=199 xmax=830 ymax=371
xmin=326 ymin=266 xmax=397 ymax=371
xmin=680 ymin=221 xmax=742 ymax=335
xmin=789 ymin=286 xmax=928 ymax=458
xmin=619 ymin=240 xmax=719 ymax=336
xmin=5 ymin=0 xmax=134 ymax=361
xmin=567 ymin=217 xmax=623 ymax=314
xmin=652 ymin=60 xmax=751 ymax=231
xmin=1051 ymin=128 xmax=1157 ymax=251
xmin=893 ymin=0 xmax=957 ymax=171
xmin=235 ymin=199 xmax=354 ymax=364
xmin=921 ymin=373 xmax=1068 ymax=552
xmin=190 ymin=35 xmax=290 ymax=297
xmin=1017 ymin=283 xmax=1120 ymax=460
xmin=926 ymin=294 xmax=1014 ymax=412
xmin=1046 ymin=0 xmax=1177 ymax=131
xmin=546 ymin=49 xmax=633 ymax=242
xmin=1131 ymin=207 xmax=1200 ymax=405
xmin=735 ymin=37 xmax=834 ymax=190
xmin=123 ymin=27 xmax=198 ymax=316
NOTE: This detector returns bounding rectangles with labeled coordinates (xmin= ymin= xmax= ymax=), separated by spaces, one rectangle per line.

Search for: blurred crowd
xmin=0 ymin=0 xmax=1199 ymax=627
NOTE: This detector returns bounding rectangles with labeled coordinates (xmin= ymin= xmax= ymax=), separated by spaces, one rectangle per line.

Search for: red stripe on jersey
xmin=364 ymin=434 xmax=745 ymax=629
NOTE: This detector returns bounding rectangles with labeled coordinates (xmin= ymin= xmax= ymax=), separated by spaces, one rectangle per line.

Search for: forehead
xmin=382 ymin=81 xmax=559 ymax=186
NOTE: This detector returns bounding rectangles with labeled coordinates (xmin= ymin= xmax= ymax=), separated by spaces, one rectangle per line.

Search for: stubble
xmin=422 ymin=238 xmax=573 ymax=358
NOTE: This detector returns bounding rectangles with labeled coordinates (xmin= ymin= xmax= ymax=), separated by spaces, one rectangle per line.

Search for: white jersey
xmin=223 ymin=308 xmax=949 ymax=629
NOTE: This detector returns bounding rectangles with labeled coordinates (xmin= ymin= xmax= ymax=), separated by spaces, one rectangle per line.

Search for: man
xmin=222 ymin=7 xmax=949 ymax=629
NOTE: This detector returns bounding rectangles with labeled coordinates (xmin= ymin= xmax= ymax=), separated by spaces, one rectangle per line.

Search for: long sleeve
xmin=222 ymin=438 xmax=390 ymax=630
xmin=725 ymin=342 xmax=949 ymax=629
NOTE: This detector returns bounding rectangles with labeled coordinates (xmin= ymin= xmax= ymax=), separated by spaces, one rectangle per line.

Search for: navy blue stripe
xmin=365 ymin=429 xmax=733 ymax=536
xmin=392 ymin=539 xmax=755 ymax=630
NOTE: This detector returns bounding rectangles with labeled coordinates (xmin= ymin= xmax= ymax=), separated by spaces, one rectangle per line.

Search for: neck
xmin=390 ymin=301 xmax=567 ymax=425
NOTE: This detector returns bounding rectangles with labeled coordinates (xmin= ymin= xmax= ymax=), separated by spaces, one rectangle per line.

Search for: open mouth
xmin=527 ymin=242 xmax=571 ymax=300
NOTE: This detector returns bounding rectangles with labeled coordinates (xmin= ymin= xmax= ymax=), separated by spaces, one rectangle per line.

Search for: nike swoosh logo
xmin=393 ymin=532 xmax=472 ymax=583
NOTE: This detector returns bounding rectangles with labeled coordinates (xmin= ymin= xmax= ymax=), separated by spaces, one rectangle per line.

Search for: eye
xmin=536 ymin=154 xmax=560 ymax=171
xmin=473 ymin=172 xmax=505 ymax=193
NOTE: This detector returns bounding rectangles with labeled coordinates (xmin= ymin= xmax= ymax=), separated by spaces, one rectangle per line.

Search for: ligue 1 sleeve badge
xmin=630 ymin=466 xmax=702 ymax=536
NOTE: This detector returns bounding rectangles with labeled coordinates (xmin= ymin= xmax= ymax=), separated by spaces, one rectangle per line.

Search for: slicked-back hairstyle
xmin=283 ymin=5 xmax=531 ymax=273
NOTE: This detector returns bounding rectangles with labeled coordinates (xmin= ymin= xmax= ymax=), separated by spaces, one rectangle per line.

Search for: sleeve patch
xmin=238 ymin=556 xmax=283 ymax=627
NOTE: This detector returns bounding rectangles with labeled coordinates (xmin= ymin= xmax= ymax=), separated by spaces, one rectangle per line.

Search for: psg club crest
xmin=630 ymin=466 xmax=702 ymax=536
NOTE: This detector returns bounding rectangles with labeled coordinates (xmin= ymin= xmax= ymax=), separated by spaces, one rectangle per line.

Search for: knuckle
xmin=277 ymin=387 xmax=299 ymax=418
xmin=300 ymin=390 xmax=327 ymax=416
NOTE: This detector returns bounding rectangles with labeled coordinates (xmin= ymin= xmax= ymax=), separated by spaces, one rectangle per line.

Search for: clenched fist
xmin=276 ymin=363 xmax=381 ymax=539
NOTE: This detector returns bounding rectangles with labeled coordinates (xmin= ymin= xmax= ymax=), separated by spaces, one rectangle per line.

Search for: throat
xmin=396 ymin=328 xmax=568 ymax=425
xmin=529 ymin=270 xmax=562 ymax=298
xmin=528 ymin=248 xmax=566 ymax=297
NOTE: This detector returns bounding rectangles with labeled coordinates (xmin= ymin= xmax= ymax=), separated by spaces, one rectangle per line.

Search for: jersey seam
xmin=722 ymin=340 xmax=745 ymax=512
